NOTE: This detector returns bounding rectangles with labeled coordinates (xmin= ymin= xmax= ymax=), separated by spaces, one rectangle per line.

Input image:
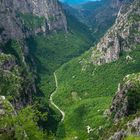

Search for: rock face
xmin=0 ymin=0 xmax=67 ymax=42
xmin=0 ymin=0 xmax=24 ymax=42
xmin=107 ymin=73 xmax=140 ymax=140
xmin=91 ymin=0 xmax=140 ymax=65
xmin=0 ymin=0 xmax=67 ymax=138
xmin=13 ymin=0 xmax=67 ymax=32
xmin=108 ymin=130 xmax=126 ymax=140
xmin=127 ymin=117 xmax=140 ymax=135
xmin=108 ymin=117 xmax=140 ymax=140
xmin=110 ymin=73 xmax=140 ymax=121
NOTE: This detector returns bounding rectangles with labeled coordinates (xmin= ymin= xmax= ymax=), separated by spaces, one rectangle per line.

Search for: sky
xmin=59 ymin=0 xmax=100 ymax=5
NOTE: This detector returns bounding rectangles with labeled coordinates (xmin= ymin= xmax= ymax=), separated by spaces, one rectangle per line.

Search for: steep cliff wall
xmin=0 ymin=0 xmax=24 ymax=42
xmin=91 ymin=0 xmax=140 ymax=65
xmin=0 ymin=0 xmax=67 ymax=43
xmin=13 ymin=0 xmax=67 ymax=32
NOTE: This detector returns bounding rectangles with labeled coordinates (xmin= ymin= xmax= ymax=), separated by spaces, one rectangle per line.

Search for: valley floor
xmin=52 ymin=47 xmax=140 ymax=139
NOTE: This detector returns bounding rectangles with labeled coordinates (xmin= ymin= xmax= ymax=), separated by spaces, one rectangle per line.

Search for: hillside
xmin=0 ymin=0 xmax=93 ymax=139
xmin=53 ymin=44 xmax=140 ymax=139
xmin=52 ymin=0 xmax=140 ymax=139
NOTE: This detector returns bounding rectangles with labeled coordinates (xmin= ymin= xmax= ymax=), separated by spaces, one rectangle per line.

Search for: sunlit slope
xmin=54 ymin=46 xmax=140 ymax=139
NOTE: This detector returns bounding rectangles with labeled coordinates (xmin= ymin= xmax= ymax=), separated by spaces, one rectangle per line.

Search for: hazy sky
xmin=59 ymin=0 xmax=100 ymax=5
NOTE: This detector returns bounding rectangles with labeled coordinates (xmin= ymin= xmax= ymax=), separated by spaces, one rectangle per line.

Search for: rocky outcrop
xmin=108 ymin=130 xmax=126 ymax=140
xmin=91 ymin=0 xmax=140 ymax=65
xmin=110 ymin=73 xmax=140 ymax=121
xmin=108 ymin=117 xmax=140 ymax=140
xmin=127 ymin=117 xmax=140 ymax=135
xmin=108 ymin=72 xmax=140 ymax=140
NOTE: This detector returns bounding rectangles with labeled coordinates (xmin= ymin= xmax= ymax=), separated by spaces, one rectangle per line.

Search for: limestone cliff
xmin=13 ymin=0 xmax=67 ymax=32
xmin=0 ymin=0 xmax=67 ymax=42
xmin=91 ymin=0 xmax=140 ymax=65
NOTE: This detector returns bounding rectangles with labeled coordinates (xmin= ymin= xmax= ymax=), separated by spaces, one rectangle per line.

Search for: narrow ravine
xmin=49 ymin=72 xmax=65 ymax=122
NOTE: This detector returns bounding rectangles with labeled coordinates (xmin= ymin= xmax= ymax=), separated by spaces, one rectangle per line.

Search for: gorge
xmin=0 ymin=0 xmax=140 ymax=140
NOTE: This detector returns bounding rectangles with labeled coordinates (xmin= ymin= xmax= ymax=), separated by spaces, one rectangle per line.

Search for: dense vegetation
xmin=0 ymin=40 xmax=48 ymax=139
xmin=0 ymin=8 xmax=117 ymax=138
xmin=0 ymin=102 xmax=47 ymax=140
xmin=53 ymin=45 xmax=140 ymax=139
xmin=26 ymin=13 xmax=93 ymax=100
xmin=18 ymin=13 xmax=45 ymax=30
xmin=0 ymin=40 xmax=33 ymax=99
xmin=16 ymin=12 xmax=93 ymax=135
xmin=1 ymin=1 xmax=140 ymax=139
xmin=0 ymin=9 xmax=95 ymax=138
